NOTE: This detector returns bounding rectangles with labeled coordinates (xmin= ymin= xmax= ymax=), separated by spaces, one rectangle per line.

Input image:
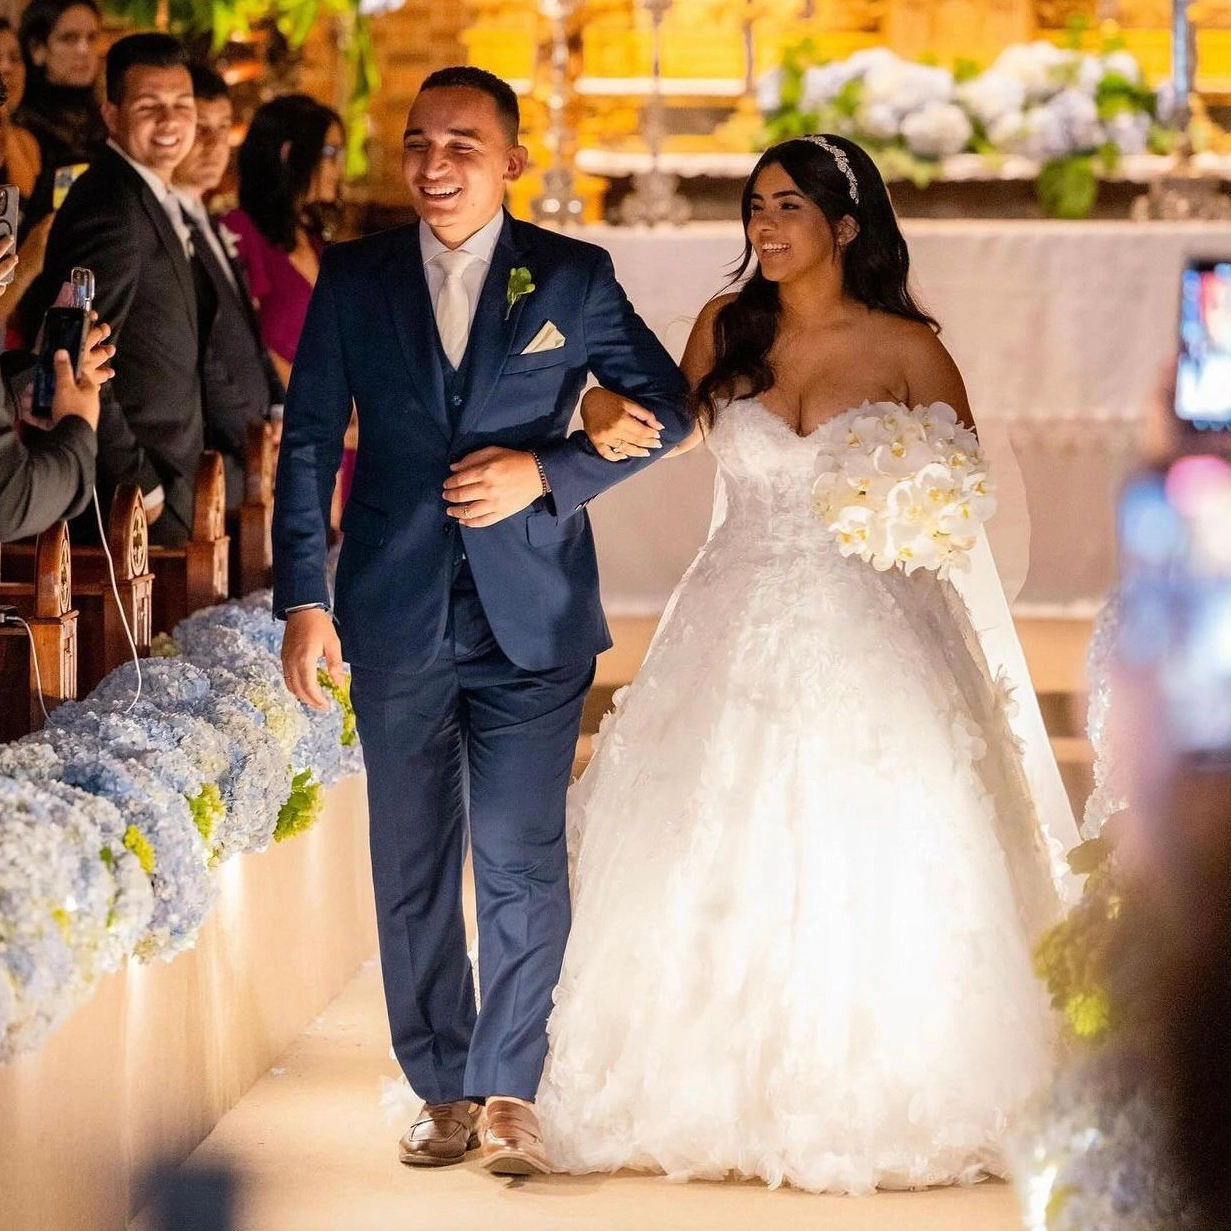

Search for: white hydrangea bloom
xmin=1104 ymin=109 xmax=1151 ymax=156
xmin=756 ymin=67 xmax=784 ymax=113
xmin=991 ymin=41 xmax=1072 ymax=102
xmin=862 ymin=59 xmax=954 ymax=120
xmin=902 ymin=101 xmax=973 ymax=158
xmin=1102 ymin=48 xmax=1143 ymax=84
xmin=957 ymin=70 xmax=1026 ymax=128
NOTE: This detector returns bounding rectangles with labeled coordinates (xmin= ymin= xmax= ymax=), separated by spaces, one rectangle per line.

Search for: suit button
xmin=443 ymin=523 xmax=453 ymax=534
xmin=451 ymin=394 xmax=463 ymax=408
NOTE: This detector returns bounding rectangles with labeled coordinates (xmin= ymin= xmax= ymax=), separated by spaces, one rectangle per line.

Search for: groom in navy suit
xmin=273 ymin=67 xmax=690 ymax=1175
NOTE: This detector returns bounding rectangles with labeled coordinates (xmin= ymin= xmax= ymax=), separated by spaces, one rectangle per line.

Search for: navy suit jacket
xmin=271 ymin=213 xmax=691 ymax=673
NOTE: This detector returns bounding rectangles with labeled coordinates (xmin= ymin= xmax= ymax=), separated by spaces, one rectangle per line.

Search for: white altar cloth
xmin=578 ymin=220 xmax=1231 ymax=615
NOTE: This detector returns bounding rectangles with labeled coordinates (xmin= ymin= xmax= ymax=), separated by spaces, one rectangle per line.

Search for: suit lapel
xmin=384 ymin=225 xmax=450 ymax=442
xmin=202 ymin=215 xmax=255 ymax=321
xmin=457 ymin=214 xmax=530 ymax=437
xmin=108 ymin=150 xmax=199 ymax=331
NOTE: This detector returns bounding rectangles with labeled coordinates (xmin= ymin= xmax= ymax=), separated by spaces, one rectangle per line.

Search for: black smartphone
xmin=1176 ymin=257 xmax=1231 ymax=434
xmin=31 ymin=308 xmax=88 ymax=418
xmin=0 ymin=184 xmax=19 ymax=287
xmin=31 ymin=267 xmax=93 ymax=419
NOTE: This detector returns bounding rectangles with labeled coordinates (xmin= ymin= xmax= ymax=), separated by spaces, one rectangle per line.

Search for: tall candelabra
xmin=531 ymin=0 xmax=586 ymax=227
xmin=1134 ymin=0 xmax=1231 ymax=220
xmin=620 ymin=0 xmax=691 ymax=227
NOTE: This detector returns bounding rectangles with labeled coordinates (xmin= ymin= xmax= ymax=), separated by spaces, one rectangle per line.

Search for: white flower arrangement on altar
xmin=811 ymin=402 xmax=996 ymax=577
xmin=758 ymin=38 xmax=1175 ymax=217
xmin=0 ymin=591 xmax=362 ymax=1064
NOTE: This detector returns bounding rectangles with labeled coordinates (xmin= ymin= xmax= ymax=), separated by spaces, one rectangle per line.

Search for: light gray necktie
xmin=433 ymin=248 xmax=478 ymax=369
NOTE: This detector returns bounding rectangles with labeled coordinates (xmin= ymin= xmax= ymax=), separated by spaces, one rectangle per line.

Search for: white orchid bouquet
xmin=812 ymin=402 xmax=996 ymax=577
xmin=757 ymin=38 xmax=1176 ymax=217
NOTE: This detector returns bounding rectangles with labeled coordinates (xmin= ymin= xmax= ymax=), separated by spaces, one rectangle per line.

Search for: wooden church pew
xmin=149 ymin=450 xmax=229 ymax=634
xmin=4 ymin=486 xmax=153 ymax=696
xmin=0 ymin=522 xmax=77 ymax=738
xmin=234 ymin=419 xmax=275 ymax=597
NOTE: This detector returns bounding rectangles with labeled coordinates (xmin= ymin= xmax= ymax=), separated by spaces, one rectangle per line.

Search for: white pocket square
xmin=521 ymin=321 xmax=566 ymax=354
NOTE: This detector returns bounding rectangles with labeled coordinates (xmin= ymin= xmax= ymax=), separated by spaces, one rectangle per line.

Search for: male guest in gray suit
xmin=275 ymin=67 xmax=690 ymax=1177
xmin=20 ymin=33 xmax=202 ymax=546
xmin=173 ymin=63 xmax=284 ymax=512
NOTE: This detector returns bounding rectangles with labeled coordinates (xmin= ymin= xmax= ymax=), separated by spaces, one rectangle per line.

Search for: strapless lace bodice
xmin=706 ymin=397 xmax=842 ymax=544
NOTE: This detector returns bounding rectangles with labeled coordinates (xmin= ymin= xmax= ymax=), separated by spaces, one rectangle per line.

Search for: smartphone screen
xmin=0 ymin=185 xmax=18 ymax=287
xmin=32 ymin=307 xmax=87 ymax=417
xmin=1176 ymin=259 xmax=1231 ymax=432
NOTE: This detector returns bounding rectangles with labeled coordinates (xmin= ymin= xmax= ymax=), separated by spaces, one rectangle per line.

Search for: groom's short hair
xmin=419 ymin=66 xmax=520 ymax=144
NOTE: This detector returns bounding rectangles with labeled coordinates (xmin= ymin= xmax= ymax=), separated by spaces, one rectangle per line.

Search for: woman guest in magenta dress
xmin=222 ymin=94 xmax=344 ymax=387
xmin=221 ymin=94 xmax=351 ymax=515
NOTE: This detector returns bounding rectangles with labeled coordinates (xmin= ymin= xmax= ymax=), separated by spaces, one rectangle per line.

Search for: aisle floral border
xmin=756 ymin=38 xmax=1180 ymax=218
xmin=0 ymin=591 xmax=361 ymax=1064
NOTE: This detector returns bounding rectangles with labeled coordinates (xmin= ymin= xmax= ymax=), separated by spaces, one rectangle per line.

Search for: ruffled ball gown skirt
xmin=535 ymin=399 xmax=1073 ymax=1194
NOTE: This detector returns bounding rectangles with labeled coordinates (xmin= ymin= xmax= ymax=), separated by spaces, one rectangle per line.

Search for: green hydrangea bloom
xmin=317 ymin=668 xmax=358 ymax=747
xmin=187 ymin=782 xmax=225 ymax=846
xmin=123 ymin=825 xmax=156 ymax=875
xmin=274 ymin=769 xmax=324 ymax=842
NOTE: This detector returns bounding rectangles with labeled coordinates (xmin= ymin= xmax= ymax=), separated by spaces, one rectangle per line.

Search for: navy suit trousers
xmin=350 ymin=554 xmax=594 ymax=1103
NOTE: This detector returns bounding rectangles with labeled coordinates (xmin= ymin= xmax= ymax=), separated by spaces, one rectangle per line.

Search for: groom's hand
xmin=443 ymin=447 xmax=543 ymax=528
xmin=283 ymin=608 xmax=346 ymax=711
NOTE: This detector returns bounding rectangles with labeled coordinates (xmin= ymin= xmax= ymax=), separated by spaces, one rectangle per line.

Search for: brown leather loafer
xmin=479 ymin=1097 xmax=550 ymax=1176
xmin=398 ymin=1100 xmax=481 ymax=1168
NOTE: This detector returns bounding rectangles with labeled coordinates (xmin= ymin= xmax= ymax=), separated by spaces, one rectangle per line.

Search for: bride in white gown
xmin=534 ymin=135 xmax=1081 ymax=1193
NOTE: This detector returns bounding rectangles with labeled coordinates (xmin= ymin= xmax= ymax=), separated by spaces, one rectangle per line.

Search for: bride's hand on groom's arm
xmin=581 ymin=387 xmax=663 ymax=461
xmin=443 ymin=447 xmax=545 ymax=528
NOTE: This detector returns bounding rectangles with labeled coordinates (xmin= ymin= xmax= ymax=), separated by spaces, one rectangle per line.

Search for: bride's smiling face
xmin=747 ymin=162 xmax=855 ymax=284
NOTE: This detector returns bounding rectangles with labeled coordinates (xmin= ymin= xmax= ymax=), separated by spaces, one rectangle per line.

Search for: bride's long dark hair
xmin=694 ymin=135 xmax=938 ymax=427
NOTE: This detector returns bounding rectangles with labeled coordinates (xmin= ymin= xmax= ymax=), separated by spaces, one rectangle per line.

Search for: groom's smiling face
xmin=403 ymin=86 xmax=528 ymax=247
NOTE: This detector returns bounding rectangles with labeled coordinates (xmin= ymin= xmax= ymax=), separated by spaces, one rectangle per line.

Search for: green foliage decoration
xmin=101 ymin=0 xmax=383 ymax=178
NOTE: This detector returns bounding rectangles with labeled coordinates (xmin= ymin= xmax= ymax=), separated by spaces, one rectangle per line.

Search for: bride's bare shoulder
xmin=682 ymin=293 xmax=741 ymax=383
xmin=698 ymin=292 xmax=740 ymax=329
xmin=874 ymin=313 xmax=973 ymax=423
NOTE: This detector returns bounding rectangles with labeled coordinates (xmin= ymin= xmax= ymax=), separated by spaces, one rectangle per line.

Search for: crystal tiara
xmin=803 ymin=134 xmax=860 ymax=205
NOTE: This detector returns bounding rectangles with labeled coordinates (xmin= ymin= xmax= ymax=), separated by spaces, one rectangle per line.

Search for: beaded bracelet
xmin=530 ymin=450 xmax=551 ymax=497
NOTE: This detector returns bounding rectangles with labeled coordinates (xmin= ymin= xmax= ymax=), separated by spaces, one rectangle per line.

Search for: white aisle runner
xmin=129 ymin=959 xmax=1025 ymax=1231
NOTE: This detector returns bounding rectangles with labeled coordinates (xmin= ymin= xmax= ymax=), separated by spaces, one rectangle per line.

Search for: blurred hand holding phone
xmin=30 ymin=267 xmax=93 ymax=420
xmin=1109 ymin=265 xmax=1231 ymax=871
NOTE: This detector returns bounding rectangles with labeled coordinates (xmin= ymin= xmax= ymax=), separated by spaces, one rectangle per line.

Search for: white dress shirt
xmin=419 ymin=210 xmax=505 ymax=356
xmin=107 ymin=140 xmax=194 ymax=260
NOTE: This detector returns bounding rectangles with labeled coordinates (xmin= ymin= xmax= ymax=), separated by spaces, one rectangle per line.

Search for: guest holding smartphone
xmin=0 ymin=234 xmax=117 ymax=541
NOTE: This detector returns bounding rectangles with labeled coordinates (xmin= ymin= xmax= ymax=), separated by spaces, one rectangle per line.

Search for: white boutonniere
xmin=217 ymin=221 xmax=241 ymax=263
xmin=506 ymin=266 xmax=535 ymax=321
